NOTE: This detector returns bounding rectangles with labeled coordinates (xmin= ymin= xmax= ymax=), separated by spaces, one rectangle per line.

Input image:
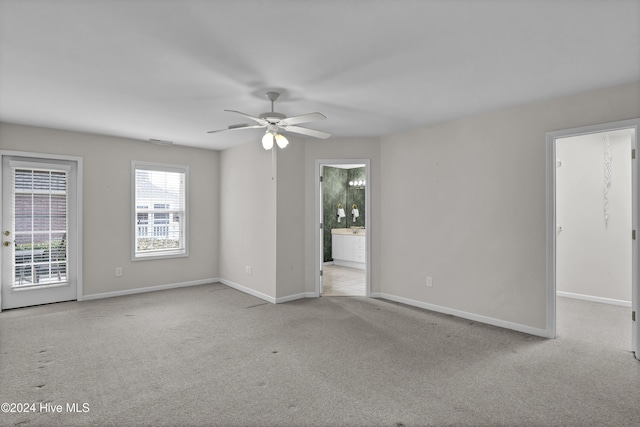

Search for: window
xmin=11 ymin=165 xmax=70 ymax=285
xmin=132 ymin=162 xmax=188 ymax=260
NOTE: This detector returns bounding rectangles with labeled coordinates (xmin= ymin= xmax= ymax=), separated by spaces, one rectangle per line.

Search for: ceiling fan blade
xmin=224 ymin=110 xmax=268 ymax=126
xmin=280 ymin=112 xmax=327 ymax=126
xmin=207 ymin=124 xmax=265 ymax=134
xmin=282 ymin=125 xmax=331 ymax=139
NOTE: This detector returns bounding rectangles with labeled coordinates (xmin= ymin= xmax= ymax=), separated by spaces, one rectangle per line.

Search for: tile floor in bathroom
xmin=322 ymin=264 xmax=366 ymax=296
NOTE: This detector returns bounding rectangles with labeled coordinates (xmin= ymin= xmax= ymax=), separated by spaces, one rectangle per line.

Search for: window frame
xmin=131 ymin=161 xmax=189 ymax=261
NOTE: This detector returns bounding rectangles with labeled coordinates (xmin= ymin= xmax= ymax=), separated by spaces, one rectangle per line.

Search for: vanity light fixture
xmin=348 ymin=180 xmax=366 ymax=187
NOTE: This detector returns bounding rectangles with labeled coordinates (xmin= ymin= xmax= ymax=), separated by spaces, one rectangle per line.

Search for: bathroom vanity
xmin=331 ymin=228 xmax=366 ymax=269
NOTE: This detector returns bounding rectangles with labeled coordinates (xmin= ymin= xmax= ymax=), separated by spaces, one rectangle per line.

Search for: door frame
xmin=315 ymin=159 xmax=371 ymax=297
xmin=546 ymin=118 xmax=639 ymax=359
xmin=0 ymin=150 xmax=83 ymax=312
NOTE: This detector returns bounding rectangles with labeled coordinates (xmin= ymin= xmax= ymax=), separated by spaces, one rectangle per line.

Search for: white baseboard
xmin=83 ymin=276 xmax=316 ymax=306
xmin=81 ymin=280 xmax=552 ymax=339
xmin=81 ymin=278 xmax=219 ymax=301
xmin=218 ymin=280 xmax=316 ymax=304
xmin=276 ymin=292 xmax=317 ymax=303
xmin=373 ymin=292 xmax=549 ymax=338
xmin=217 ymin=278 xmax=276 ymax=304
xmin=557 ymin=291 xmax=631 ymax=307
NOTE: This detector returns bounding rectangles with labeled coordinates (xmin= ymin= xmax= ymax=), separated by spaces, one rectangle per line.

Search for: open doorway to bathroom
xmin=316 ymin=159 xmax=370 ymax=297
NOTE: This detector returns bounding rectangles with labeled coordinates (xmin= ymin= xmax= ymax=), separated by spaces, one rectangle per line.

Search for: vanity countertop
xmin=332 ymin=228 xmax=366 ymax=236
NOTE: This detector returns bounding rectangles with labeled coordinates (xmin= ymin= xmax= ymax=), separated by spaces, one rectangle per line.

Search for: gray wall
xmin=379 ymin=81 xmax=640 ymax=331
xmin=275 ymin=140 xmax=306 ymax=299
xmin=217 ymin=136 xmax=307 ymax=302
xmin=0 ymin=123 xmax=219 ymax=298
xmin=219 ymin=138 xmax=277 ymax=300
xmin=2 ymin=80 xmax=638 ymax=336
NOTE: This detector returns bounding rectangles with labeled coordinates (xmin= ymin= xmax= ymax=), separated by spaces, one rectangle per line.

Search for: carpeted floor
xmin=0 ymin=283 xmax=638 ymax=426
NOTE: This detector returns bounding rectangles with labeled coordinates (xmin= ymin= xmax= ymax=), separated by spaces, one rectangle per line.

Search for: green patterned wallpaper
xmin=347 ymin=167 xmax=366 ymax=227
xmin=322 ymin=166 xmax=366 ymax=262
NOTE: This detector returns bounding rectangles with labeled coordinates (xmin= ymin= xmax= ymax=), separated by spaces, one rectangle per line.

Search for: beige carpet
xmin=0 ymin=284 xmax=638 ymax=426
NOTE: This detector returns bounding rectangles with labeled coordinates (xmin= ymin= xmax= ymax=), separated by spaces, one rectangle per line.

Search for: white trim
xmin=545 ymin=133 xmax=557 ymax=338
xmin=131 ymin=160 xmax=189 ymax=261
xmin=276 ymin=292 xmax=317 ymax=303
xmin=0 ymin=150 xmax=82 ymax=163
xmin=0 ymin=150 xmax=84 ymax=310
xmin=8 ymin=160 xmax=72 ymax=171
xmin=546 ymin=118 xmax=640 ymax=354
xmin=215 ymin=279 xmax=316 ymax=304
xmin=557 ymin=291 xmax=631 ymax=307
xmin=375 ymin=292 xmax=549 ymax=338
xmin=82 ymin=278 xmax=219 ymax=301
xmin=217 ymin=278 xmax=276 ymax=304
xmin=315 ymin=159 xmax=371 ymax=298
xmin=133 ymin=161 xmax=187 ymax=174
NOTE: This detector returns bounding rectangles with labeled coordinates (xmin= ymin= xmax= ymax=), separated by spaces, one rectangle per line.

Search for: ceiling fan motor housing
xmin=259 ymin=111 xmax=286 ymax=123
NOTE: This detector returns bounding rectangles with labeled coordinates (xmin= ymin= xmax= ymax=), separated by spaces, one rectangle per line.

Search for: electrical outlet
xmin=426 ymin=276 xmax=433 ymax=287
xmin=115 ymin=267 xmax=123 ymax=277
xmin=245 ymin=265 xmax=252 ymax=275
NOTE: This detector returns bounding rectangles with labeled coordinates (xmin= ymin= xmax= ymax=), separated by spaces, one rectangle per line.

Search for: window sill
xmin=132 ymin=251 xmax=188 ymax=261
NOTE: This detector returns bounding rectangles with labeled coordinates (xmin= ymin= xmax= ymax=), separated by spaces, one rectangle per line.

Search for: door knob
xmin=3 ymin=241 xmax=11 ymax=247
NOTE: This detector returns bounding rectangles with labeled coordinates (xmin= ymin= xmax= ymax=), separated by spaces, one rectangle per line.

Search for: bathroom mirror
xmin=346 ymin=170 xmax=366 ymax=228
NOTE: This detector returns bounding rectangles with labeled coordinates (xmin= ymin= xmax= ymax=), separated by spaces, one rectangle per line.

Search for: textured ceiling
xmin=0 ymin=0 xmax=638 ymax=150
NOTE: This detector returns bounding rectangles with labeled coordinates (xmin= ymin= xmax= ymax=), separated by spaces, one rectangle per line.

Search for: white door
xmin=1 ymin=156 xmax=78 ymax=309
xmin=632 ymin=129 xmax=638 ymax=359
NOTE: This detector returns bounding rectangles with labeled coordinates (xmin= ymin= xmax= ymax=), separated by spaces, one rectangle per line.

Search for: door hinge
xmin=633 ymin=311 xmax=636 ymax=322
xmin=320 ymin=175 xmax=323 ymax=182
xmin=633 ymin=230 xmax=636 ymax=240
xmin=320 ymin=223 xmax=323 ymax=229
xmin=320 ymin=270 xmax=323 ymax=277
xmin=633 ymin=149 xmax=636 ymax=160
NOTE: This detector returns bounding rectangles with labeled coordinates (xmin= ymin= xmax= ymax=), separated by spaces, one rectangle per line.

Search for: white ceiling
xmin=0 ymin=0 xmax=638 ymax=151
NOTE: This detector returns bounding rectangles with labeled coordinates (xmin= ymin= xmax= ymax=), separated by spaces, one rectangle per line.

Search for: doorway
xmin=546 ymin=119 xmax=639 ymax=360
xmin=1 ymin=152 xmax=83 ymax=311
xmin=315 ymin=159 xmax=371 ymax=297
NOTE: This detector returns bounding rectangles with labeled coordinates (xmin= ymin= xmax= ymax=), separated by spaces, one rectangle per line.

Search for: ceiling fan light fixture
xmin=275 ymin=133 xmax=289 ymax=148
xmin=207 ymin=91 xmax=331 ymax=146
xmin=262 ymin=132 xmax=274 ymax=150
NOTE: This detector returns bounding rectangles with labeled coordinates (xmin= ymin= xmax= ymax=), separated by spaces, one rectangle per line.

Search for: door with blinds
xmin=1 ymin=156 xmax=78 ymax=310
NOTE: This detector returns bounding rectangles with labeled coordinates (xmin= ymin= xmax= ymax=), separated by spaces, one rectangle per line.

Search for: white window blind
xmin=133 ymin=162 xmax=188 ymax=259
xmin=10 ymin=161 xmax=67 ymax=287
xmin=9 ymin=162 xmax=70 ymax=286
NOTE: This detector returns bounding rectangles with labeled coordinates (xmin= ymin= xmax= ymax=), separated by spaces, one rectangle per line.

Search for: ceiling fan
xmin=207 ymin=91 xmax=331 ymax=149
